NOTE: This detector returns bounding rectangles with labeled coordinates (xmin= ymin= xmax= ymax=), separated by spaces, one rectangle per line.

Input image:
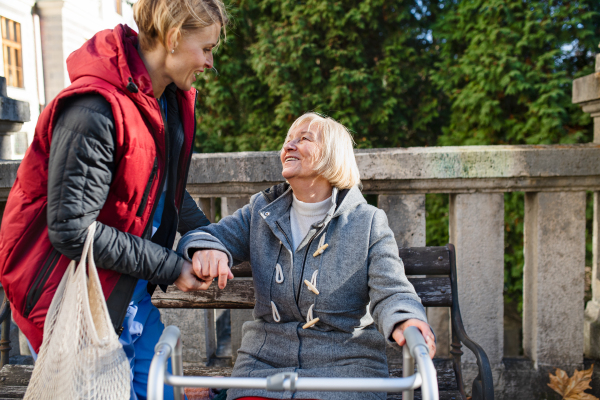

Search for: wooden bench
xmin=152 ymin=244 xmax=494 ymax=400
xmin=0 ymin=245 xmax=494 ymax=400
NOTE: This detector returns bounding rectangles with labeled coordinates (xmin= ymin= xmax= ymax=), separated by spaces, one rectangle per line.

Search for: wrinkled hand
xmin=174 ymin=261 xmax=213 ymax=292
xmin=192 ymin=249 xmax=234 ymax=289
xmin=392 ymin=319 xmax=436 ymax=359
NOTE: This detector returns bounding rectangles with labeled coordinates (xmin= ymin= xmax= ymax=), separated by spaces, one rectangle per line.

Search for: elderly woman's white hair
xmin=284 ymin=113 xmax=360 ymax=189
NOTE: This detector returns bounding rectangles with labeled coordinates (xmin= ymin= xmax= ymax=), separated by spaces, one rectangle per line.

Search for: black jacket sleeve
xmin=46 ymin=94 xmax=183 ymax=285
xmin=178 ymin=191 xmax=211 ymax=235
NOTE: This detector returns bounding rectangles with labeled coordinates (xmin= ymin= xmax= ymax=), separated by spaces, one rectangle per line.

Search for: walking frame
xmin=148 ymin=325 xmax=439 ymax=400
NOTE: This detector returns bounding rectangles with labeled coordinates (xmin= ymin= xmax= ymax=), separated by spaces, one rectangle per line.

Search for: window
xmin=1 ymin=17 xmax=23 ymax=88
xmin=115 ymin=0 xmax=122 ymax=15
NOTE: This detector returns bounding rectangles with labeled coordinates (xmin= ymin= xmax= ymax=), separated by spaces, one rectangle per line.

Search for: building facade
xmin=0 ymin=0 xmax=136 ymax=159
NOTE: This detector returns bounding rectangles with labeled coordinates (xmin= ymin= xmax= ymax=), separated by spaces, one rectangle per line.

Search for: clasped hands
xmin=174 ymin=249 xmax=233 ymax=292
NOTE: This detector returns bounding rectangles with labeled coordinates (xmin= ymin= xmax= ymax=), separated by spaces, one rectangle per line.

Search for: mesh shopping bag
xmin=24 ymin=222 xmax=130 ymax=399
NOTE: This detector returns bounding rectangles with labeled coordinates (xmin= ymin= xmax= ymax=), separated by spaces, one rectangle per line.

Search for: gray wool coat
xmin=177 ymin=183 xmax=428 ymax=400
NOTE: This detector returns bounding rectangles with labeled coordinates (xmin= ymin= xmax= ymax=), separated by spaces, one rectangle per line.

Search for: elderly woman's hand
xmin=392 ymin=319 xmax=436 ymax=359
xmin=191 ymin=249 xmax=234 ymax=289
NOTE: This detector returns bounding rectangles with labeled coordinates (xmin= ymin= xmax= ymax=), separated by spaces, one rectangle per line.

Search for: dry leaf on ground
xmin=548 ymin=365 xmax=598 ymax=400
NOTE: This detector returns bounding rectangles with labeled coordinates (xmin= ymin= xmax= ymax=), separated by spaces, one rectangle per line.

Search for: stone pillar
xmin=449 ymin=193 xmax=504 ymax=368
xmin=523 ymin=192 xmax=586 ymax=368
xmin=572 ymin=52 xmax=600 ymax=359
xmin=230 ymin=309 xmax=253 ymax=363
xmin=585 ymin=193 xmax=600 ymax=359
xmin=159 ymin=308 xmax=216 ymax=364
xmin=222 ymin=196 xmax=251 ymax=218
xmin=377 ymin=194 xmax=453 ymax=359
xmin=222 ymin=196 xmax=252 ymax=363
xmin=378 ymin=195 xmax=425 ymax=247
xmin=199 ymin=198 xmax=216 ymax=223
xmin=0 ymin=77 xmax=30 ymax=159
xmin=159 ymin=195 xmax=221 ymax=365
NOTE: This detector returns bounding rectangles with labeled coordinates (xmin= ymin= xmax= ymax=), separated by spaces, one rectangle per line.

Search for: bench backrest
xmin=152 ymin=245 xmax=454 ymax=309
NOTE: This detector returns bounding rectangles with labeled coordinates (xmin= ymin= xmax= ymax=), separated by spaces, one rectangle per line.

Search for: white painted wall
xmin=0 ymin=0 xmax=41 ymax=157
xmin=37 ymin=0 xmax=136 ymax=103
xmin=0 ymin=0 xmax=136 ymax=158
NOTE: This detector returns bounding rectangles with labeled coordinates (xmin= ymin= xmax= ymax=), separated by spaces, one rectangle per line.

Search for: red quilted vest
xmin=0 ymin=24 xmax=196 ymax=351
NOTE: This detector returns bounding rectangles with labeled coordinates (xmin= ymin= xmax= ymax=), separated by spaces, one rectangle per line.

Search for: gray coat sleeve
xmin=47 ymin=94 xmax=184 ymax=285
xmin=177 ymin=196 xmax=256 ymax=266
xmin=367 ymin=209 xmax=428 ymax=346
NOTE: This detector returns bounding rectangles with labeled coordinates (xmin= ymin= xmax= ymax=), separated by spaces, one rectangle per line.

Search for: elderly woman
xmin=178 ymin=113 xmax=436 ymax=400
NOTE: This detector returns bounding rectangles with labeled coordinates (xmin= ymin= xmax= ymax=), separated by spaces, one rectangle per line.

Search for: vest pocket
xmin=25 ymin=248 xmax=61 ymax=317
xmin=137 ymin=157 xmax=158 ymax=217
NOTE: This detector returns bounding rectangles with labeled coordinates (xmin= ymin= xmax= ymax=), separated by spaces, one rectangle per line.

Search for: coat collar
xmin=259 ymin=183 xmax=366 ymax=252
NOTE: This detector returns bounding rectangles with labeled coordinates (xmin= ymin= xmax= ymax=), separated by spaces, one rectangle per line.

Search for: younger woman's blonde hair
xmin=133 ymin=0 xmax=229 ymax=51
xmin=284 ymin=113 xmax=361 ymax=189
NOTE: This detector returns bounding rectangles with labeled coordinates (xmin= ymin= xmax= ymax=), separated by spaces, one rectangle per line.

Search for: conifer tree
xmin=429 ymin=0 xmax=600 ymax=309
xmin=194 ymin=0 xmax=448 ymax=152
xmin=431 ymin=0 xmax=599 ymax=146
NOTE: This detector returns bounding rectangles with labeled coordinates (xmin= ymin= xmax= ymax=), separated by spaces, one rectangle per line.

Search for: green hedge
xmin=193 ymin=0 xmax=600 ymax=310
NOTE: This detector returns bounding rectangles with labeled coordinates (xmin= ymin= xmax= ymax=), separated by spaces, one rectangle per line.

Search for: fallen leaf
xmin=548 ymin=365 xmax=598 ymax=400
xmin=572 ymin=395 xmax=599 ymax=400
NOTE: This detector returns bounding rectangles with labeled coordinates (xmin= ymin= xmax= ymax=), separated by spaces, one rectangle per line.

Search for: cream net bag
xmin=25 ymin=222 xmax=130 ymax=399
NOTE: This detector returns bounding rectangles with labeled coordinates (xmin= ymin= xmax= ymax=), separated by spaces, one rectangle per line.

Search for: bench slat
xmin=152 ymin=277 xmax=451 ymax=309
xmin=230 ymin=246 xmax=451 ymax=278
xmin=399 ymin=246 xmax=451 ymax=276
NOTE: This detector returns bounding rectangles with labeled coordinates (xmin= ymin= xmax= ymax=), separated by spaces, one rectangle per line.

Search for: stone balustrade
xmin=0 ymin=143 xmax=598 ymax=397
xmin=573 ymin=56 xmax=600 ymax=368
xmin=188 ymin=146 xmax=598 ymax=398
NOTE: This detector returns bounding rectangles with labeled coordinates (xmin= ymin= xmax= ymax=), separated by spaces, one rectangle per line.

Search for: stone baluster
xmin=0 ymin=76 xmax=30 ymax=160
xmin=378 ymin=195 xmax=426 ymax=248
xmin=449 ymin=193 xmax=504 ymax=384
xmin=377 ymin=195 xmax=442 ymax=361
xmin=523 ymin=192 xmax=586 ymax=368
xmin=159 ymin=196 xmax=218 ymax=365
xmin=222 ymin=196 xmax=252 ymax=363
xmin=198 ymin=197 xmax=216 ymax=223
xmin=573 ymin=49 xmax=600 ymax=360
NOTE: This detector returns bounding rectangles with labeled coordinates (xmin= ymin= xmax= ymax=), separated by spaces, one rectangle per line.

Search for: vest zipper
xmin=141 ymin=99 xmax=170 ymax=239
xmin=176 ymin=90 xmax=197 ymax=210
xmin=136 ymin=157 xmax=158 ymax=217
xmin=25 ymin=248 xmax=61 ymax=317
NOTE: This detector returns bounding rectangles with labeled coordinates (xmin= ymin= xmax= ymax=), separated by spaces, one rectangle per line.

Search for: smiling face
xmin=165 ymin=23 xmax=221 ymax=91
xmin=280 ymin=122 xmax=324 ymax=181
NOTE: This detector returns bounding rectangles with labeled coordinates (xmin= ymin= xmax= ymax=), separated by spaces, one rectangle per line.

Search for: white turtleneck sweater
xmin=290 ymin=194 xmax=331 ymax=251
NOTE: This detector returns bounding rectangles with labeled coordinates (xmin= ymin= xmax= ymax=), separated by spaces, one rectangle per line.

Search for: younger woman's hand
xmin=392 ymin=319 xmax=436 ymax=359
xmin=174 ymin=261 xmax=213 ymax=292
xmin=192 ymin=249 xmax=234 ymax=289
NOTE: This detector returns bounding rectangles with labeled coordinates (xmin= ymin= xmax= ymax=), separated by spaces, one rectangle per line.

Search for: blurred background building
xmin=0 ymin=0 xmax=137 ymax=159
